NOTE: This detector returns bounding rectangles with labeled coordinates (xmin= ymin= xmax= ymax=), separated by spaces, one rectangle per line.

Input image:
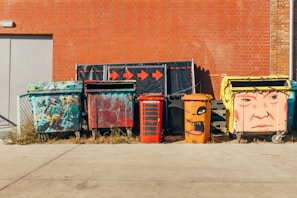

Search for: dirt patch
xmin=163 ymin=130 xmax=297 ymax=144
xmin=21 ymin=129 xmax=297 ymax=145
xmin=210 ymin=131 xmax=297 ymax=144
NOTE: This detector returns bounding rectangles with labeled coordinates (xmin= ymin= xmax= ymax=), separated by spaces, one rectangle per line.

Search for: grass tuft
xmin=2 ymin=120 xmax=139 ymax=144
xmin=3 ymin=119 xmax=38 ymax=145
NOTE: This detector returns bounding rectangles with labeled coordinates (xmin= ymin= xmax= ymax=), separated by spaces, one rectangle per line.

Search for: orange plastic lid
xmin=181 ymin=93 xmax=213 ymax=101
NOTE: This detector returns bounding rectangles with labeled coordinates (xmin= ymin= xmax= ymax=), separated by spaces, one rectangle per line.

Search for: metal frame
xmin=106 ymin=64 xmax=168 ymax=97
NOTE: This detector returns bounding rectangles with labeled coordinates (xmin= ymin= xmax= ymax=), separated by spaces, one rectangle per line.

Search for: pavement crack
xmin=0 ymin=144 xmax=81 ymax=192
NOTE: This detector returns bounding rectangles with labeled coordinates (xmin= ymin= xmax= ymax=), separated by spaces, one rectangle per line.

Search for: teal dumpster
xmin=27 ymin=81 xmax=83 ymax=141
xmin=288 ymin=80 xmax=297 ymax=130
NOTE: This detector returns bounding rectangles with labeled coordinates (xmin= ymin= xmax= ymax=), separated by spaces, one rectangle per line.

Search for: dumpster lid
xmin=220 ymin=75 xmax=291 ymax=107
xmin=27 ymin=81 xmax=83 ymax=94
xmin=221 ymin=75 xmax=291 ymax=92
xmin=84 ymin=80 xmax=136 ymax=84
xmin=181 ymin=93 xmax=213 ymax=101
xmin=137 ymin=93 xmax=164 ymax=101
xmin=84 ymin=80 xmax=136 ymax=92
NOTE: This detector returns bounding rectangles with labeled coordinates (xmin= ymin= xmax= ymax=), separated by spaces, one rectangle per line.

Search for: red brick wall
xmin=294 ymin=1 xmax=297 ymax=79
xmin=0 ymin=0 xmax=271 ymax=98
xmin=271 ymin=0 xmax=290 ymax=76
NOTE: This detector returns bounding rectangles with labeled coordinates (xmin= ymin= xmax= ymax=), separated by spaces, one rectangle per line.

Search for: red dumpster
xmin=84 ymin=80 xmax=136 ymax=139
xmin=138 ymin=93 xmax=164 ymax=143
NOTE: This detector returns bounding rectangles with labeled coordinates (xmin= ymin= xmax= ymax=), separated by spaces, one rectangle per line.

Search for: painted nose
xmin=253 ymin=109 xmax=269 ymax=119
xmin=251 ymin=98 xmax=270 ymax=119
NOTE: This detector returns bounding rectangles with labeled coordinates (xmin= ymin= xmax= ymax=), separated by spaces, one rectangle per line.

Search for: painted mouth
xmin=186 ymin=120 xmax=204 ymax=135
xmin=251 ymin=124 xmax=273 ymax=129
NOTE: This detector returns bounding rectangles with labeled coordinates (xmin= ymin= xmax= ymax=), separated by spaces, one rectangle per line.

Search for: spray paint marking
xmin=30 ymin=94 xmax=81 ymax=133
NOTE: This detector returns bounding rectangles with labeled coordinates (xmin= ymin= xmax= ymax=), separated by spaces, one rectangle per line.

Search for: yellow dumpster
xmin=220 ymin=75 xmax=291 ymax=143
xmin=181 ymin=93 xmax=213 ymax=143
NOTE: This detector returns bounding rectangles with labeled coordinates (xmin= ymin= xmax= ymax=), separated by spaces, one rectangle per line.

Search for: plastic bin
xmin=220 ymin=75 xmax=291 ymax=143
xmin=84 ymin=80 xmax=136 ymax=139
xmin=288 ymin=80 xmax=297 ymax=130
xmin=181 ymin=93 xmax=213 ymax=143
xmin=138 ymin=93 xmax=164 ymax=143
xmin=27 ymin=81 xmax=83 ymax=141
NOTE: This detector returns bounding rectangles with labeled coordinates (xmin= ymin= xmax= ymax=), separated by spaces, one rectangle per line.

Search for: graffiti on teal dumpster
xmin=30 ymin=94 xmax=81 ymax=133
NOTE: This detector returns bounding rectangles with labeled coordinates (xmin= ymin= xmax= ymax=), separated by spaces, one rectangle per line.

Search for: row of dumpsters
xmin=25 ymin=61 xmax=297 ymax=143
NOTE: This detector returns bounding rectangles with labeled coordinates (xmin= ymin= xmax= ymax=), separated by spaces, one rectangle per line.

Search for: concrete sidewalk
xmin=0 ymin=144 xmax=297 ymax=198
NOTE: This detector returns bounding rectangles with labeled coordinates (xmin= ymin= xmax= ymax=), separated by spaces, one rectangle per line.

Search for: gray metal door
xmin=0 ymin=35 xmax=52 ymax=123
xmin=0 ymin=37 xmax=10 ymax=122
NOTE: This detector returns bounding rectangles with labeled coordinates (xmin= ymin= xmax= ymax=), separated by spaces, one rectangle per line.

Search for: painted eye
xmin=271 ymin=94 xmax=277 ymax=100
xmin=241 ymin=98 xmax=251 ymax=102
xmin=197 ymin=106 xmax=206 ymax=115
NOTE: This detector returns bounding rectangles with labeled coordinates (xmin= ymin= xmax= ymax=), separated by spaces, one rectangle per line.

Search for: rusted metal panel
xmin=87 ymin=92 xmax=134 ymax=129
xmin=84 ymin=80 xmax=136 ymax=130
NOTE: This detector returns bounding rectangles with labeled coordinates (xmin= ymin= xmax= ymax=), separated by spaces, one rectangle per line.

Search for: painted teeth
xmin=186 ymin=120 xmax=202 ymax=126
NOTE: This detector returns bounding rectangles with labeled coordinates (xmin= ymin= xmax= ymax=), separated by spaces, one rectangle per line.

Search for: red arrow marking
xmin=152 ymin=69 xmax=163 ymax=81
xmin=123 ymin=70 xmax=134 ymax=80
xmin=137 ymin=70 xmax=148 ymax=81
xmin=109 ymin=70 xmax=119 ymax=80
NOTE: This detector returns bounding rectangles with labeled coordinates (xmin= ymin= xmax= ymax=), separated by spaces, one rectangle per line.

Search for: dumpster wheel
xmin=271 ymin=133 xmax=284 ymax=144
xmin=126 ymin=128 xmax=132 ymax=137
xmin=92 ymin=129 xmax=97 ymax=140
xmin=236 ymin=132 xmax=242 ymax=143
xmin=228 ymin=132 xmax=235 ymax=140
xmin=75 ymin=131 xmax=81 ymax=139
xmin=38 ymin=133 xmax=48 ymax=142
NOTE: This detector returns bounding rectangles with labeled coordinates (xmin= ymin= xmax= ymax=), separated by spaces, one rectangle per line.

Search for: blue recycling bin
xmin=288 ymin=80 xmax=297 ymax=129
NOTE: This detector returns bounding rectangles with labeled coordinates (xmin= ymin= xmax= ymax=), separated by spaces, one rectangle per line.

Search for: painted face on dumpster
xmin=234 ymin=91 xmax=288 ymax=132
xmin=184 ymin=101 xmax=207 ymax=135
